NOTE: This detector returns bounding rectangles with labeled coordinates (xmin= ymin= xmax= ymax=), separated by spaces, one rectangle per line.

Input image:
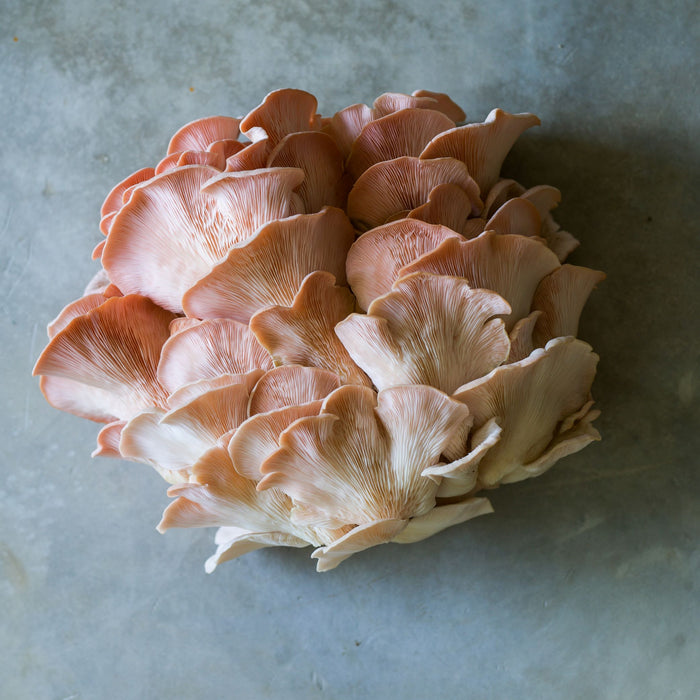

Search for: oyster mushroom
xmin=35 ymin=88 xmax=604 ymax=572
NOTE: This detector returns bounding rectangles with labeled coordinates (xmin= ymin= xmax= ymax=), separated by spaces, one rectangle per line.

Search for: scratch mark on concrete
xmin=557 ymin=513 xmax=606 ymax=543
xmin=25 ymin=322 xmax=39 ymax=431
xmin=5 ymin=238 xmax=33 ymax=301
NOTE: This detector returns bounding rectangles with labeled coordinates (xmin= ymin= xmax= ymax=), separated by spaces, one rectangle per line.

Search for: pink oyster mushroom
xmin=35 ymin=88 xmax=604 ymax=571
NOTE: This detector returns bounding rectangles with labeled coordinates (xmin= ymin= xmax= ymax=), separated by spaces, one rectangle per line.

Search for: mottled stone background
xmin=2 ymin=1 xmax=699 ymax=698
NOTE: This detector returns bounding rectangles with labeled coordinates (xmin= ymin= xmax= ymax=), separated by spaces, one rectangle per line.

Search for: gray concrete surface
xmin=2 ymin=0 xmax=699 ymax=698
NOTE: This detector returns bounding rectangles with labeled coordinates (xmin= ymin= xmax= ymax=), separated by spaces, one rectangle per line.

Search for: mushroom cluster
xmin=34 ymin=89 xmax=604 ymax=572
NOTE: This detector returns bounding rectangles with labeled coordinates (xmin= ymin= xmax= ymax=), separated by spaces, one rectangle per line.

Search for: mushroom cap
xmin=453 ymin=337 xmax=600 ymax=487
xmin=336 ymin=272 xmax=512 ymax=393
xmin=182 ymin=207 xmax=355 ymax=323
xmin=347 ymin=156 xmax=482 ymax=231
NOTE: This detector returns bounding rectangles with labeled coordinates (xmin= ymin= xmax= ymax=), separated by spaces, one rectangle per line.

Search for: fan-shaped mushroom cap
xmin=336 ymin=273 xmax=511 ymax=393
xmin=167 ymin=116 xmax=241 ymax=155
xmin=100 ymin=167 xmax=155 ymax=219
xmin=230 ymin=401 xmax=325 ymax=482
xmin=481 ymin=178 xmax=526 ymax=218
xmin=258 ymin=384 xmax=469 ymax=529
xmin=154 ymin=153 xmax=181 ymax=175
xmin=267 ymin=132 xmax=349 ymax=212
xmin=400 ymin=231 xmax=560 ymax=331
xmin=167 ymin=372 xmax=263 ymax=409
xmin=519 ymin=185 xmax=580 ymax=261
xmin=157 ymin=319 xmax=273 ymax=394
xmin=120 ymin=374 xmax=259 ymax=475
xmin=322 ymin=103 xmax=374 ymax=158
xmin=240 ymin=88 xmax=321 ymax=146
xmin=176 ymin=150 xmax=225 ymax=170
xmin=200 ymin=167 xmax=305 ymax=233
xmin=224 ymin=139 xmax=270 ymax=172
xmin=206 ymin=526 xmax=317 ymax=573
xmin=248 ymin=366 xmax=341 ymax=415
xmin=34 ymin=295 xmax=174 ymax=422
xmin=485 ymin=197 xmax=542 ymax=238
xmin=47 ymin=293 xmax=108 ymax=338
xmin=92 ymin=420 xmax=126 ymax=458
xmin=103 ymin=166 xmax=304 ymax=313
xmin=507 ymin=310 xmax=542 ymax=363
xmin=346 ymin=108 xmax=455 ymax=179
xmin=82 ymin=268 xmax=113 ymax=297
xmin=421 ymin=109 xmax=540 ymax=195
xmin=427 ymin=418 xmax=502 ymax=497
xmin=392 ymin=497 xmax=493 ymax=543
xmin=182 ymin=207 xmax=354 ymax=323
xmin=157 ymin=445 xmax=345 ymax=561
xmin=207 ymin=139 xmax=245 ymax=161
xmin=411 ymin=90 xmax=466 ymax=122
xmin=347 ymin=156 xmax=482 ymax=231
xmin=407 ymin=183 xmax=480 ymax=237
xmin=249 ymin=271 xmax=370 ymax=386
xmin=346 ymin=218 xmax=462 ymax=310
xmin=223 ymin=366 xmax=343 ymax=482
xmin=373 ymin=92 xmax=443 ymax=117
xmin=312 ymin=519 xmax=408 ymax=571
xmin=532 ymin=264 xmax=606 ymax=346
xmin=519 ymin=184 xmax=560 ymax=220
xmin=452 ymin=337 xmax=599 ymax=487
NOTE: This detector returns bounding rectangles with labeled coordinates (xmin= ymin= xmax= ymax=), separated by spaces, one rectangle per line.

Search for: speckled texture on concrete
xmin=2 ymin=1 xmax=699 ymax=698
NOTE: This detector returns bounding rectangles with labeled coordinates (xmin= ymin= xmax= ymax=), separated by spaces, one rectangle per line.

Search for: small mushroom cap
xmin=91 ymin=420 xmax=126 ymax=458
xmin=507 ymin=310 xmax=543 ymax=363
xmin=346 ymin=108 xmax=455 ymax=179
xmin=336 ymin=273 xmax=511 ymax=393
xmin=532 ymin=264 xmax=606 ymax=346
xmin=411 ymin=90 xmax=466 ymax=122
xmin=421 ymin=109 xmax=541 ymax=194
xmin=225 ymin=139 xmax=270 ymax=172
xmin=34 ymin=295 xmax=173 ymax=422
xmin=312 ymin=519 xmax=408 ymax=572
xmin=258 ymin=384 xmax=469 ymax=528
xmin=176 ymin=149 xmax=225 ymax=170
xmin=346 ymin=218 xmax=462 ymax=311
xmin=102 ymin=166 xmax=235 ymax=313
xmin=249 ymin=271 xmax=370 ymax=386
xmin=230 ymin=400 xmax=325 ymax=482
xmin=167 ymin=116 xmax=241 ymax=155
xmin=407 ymin=183 xmax=481 ymax=236
xmin=248 ymin=366 xmax=341 ymax=415
xmin=120 ymin=376 xmax=258 ymax=473
xmin=347 ymin=156 xmax=482 ymax=231
xmin=484 ymin=197 xmax=542 ymax=238
xmin=453 ymin=337 xmax=599 ymax=487
xmin=240 ymin=88 xmax=321 ymax=146
xmin=429 ymin=418 xmax=502 ymax=497
xmin=100 ymin=167 xmax=155 ymax=219
xmin=400 ymin=230 xmax=560 ymax=331
xmin=482 ymin=178 xmax=526 ymax=218
xmin=267 ymin=131 xmax=349 ymax=212
xmin=157 ymin=319 xmax=273 ymax=394
xmin=182 ymin=207 xmax=355 ymax=323
xmin=392 ymin=498 xmax=493 ymax=544
xmin=204 ymin=527 xmax=311 ymax=573
xmin=323 ymin=103 xmax=374 ymax=158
